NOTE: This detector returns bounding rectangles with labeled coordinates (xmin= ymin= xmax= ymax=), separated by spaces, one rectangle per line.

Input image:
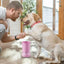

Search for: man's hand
xmin=16 ymin=32 xmax=26 ymax=39
xmin=1 ymin=32 xmax=26 ymax=42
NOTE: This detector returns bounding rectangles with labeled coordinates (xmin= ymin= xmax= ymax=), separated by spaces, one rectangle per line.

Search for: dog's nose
xmin=26 ymin=20 xmax=30 ymax=22
xmin=23 ymin=20 xmax=30 ymax=25
xmin=26 ymin=20 xmax=30 ymax=24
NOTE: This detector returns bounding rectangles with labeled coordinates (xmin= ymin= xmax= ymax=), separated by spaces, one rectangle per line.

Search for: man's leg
xmin=0 ymin=24 xmax=6 ymax=53
xmin=0 ymin=24 xmax=6 ymax=40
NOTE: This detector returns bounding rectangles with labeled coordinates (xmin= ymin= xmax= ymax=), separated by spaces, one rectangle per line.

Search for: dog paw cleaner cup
xmin=22 ymin=41 xmax=31 ymax=57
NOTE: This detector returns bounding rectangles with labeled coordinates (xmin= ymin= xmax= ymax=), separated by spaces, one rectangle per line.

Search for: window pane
xmin=55 ymin=0 xmax=59 ymax=34
xmin=43 ymin=0 xmax=53 ymax=8
xmin=42 ymin=0 xmax=59 ymax=34
xmin=42 ymin=0 xmax=53 ymax=30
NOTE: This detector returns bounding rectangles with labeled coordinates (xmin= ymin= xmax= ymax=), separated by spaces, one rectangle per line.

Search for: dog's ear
xmin=33 ymin=13 xmax=41 ymax=22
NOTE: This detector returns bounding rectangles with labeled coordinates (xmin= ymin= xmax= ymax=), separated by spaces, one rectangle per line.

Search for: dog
xmin=22 ymin=13 xmax=64 ymax=64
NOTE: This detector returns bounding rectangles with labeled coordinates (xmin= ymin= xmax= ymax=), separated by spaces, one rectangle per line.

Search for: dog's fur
xmin=22 ymin=13 xmax=64 ymax=64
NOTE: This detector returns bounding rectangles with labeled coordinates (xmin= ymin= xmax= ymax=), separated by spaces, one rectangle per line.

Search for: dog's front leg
xmin=53 ymin=45 xmax=61 ymax=63
xmin=25 ymin=29 xmax=42 ymax=41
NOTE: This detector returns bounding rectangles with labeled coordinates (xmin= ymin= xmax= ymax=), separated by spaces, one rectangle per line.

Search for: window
xmin=42 ymin=0 xmax=59 ymax=34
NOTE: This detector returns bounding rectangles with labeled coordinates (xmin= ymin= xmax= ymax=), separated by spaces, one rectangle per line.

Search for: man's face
xmin=10 ymin=8 xmax=21 ymax=21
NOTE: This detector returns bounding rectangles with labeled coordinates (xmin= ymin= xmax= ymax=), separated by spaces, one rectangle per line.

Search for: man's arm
xmin=1 ymin=32 xmax=26 ymax=43
xmin=0 ymin=20 xmax=8 ymax=29
xmin=1 ymin=32 xmax=15 ymax=43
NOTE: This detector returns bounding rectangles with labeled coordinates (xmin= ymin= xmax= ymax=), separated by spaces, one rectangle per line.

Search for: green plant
xmin=20 ymin=0 xmax=37 ymax=19
xmin=20 ymin=0 xmax=37 ymax=29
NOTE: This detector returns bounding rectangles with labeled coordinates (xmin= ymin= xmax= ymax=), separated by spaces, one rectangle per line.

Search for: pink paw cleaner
xmin=22 ymin=41 xmax=31 ymax=57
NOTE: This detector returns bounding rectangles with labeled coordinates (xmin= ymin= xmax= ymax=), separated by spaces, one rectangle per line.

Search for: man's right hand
xmin=0 ymin=20 xmax=8 ymax=29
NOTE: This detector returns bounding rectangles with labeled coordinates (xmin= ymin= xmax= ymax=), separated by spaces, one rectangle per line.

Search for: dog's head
xmin=22 ymin=13 xmax=41 ymax=26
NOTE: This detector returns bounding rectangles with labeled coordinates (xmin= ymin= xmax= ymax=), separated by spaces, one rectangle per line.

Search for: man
xmin=0 ymin=1 xmax=26 ymax=43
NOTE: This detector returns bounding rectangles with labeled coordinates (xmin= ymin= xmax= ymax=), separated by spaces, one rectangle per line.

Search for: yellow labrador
xmin=22 ymin=13 xmax=64 ymax=64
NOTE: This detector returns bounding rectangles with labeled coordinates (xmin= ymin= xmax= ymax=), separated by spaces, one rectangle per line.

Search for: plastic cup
xmin=22 ymin=41 xmax=31 ymax=57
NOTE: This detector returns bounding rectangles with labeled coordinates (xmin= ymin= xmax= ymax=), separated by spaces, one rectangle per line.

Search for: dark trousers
xmin=0 ymin=24 xmax=6 ymax=40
